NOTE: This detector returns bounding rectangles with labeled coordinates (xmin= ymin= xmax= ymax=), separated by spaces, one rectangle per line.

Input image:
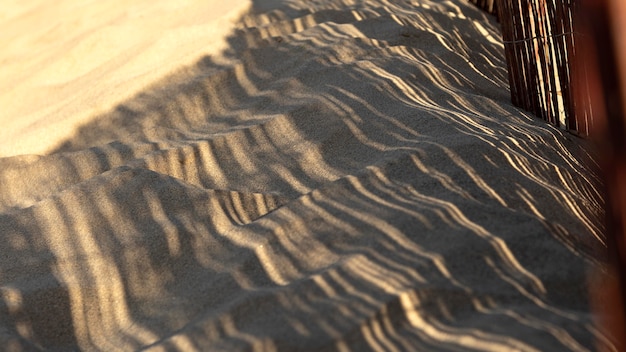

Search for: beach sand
xmin=0 ymin=0 xmax=614 ymax=350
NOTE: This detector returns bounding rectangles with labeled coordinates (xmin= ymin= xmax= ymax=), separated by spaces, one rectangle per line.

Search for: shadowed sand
xmin=0 ymin=0 xmax=615 ymax=350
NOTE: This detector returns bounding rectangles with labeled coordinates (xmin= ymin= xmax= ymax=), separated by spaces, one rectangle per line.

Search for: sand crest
xmin=0 ymin=0 xmax=614 ymax=350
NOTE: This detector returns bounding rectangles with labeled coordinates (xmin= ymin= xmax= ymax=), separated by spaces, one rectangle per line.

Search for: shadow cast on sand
xmin=0 ymin=0 xmax=614 ymax=350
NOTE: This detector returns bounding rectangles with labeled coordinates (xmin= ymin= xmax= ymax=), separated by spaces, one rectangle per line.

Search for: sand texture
xmin=0 ymin=0 xmax=249 ymax=157
xmin=0 ymin=0 xmax=614 ymax=350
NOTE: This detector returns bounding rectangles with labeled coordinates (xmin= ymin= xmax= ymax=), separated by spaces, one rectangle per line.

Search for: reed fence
xmin=469 ymin=0 xmax=594 ymax=136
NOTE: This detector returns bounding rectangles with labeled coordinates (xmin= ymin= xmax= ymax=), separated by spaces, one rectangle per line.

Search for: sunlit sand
xmin=0 ymin=0 xmax=613 ymax=350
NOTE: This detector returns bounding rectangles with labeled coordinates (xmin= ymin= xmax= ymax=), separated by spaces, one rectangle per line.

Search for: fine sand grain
xmin=0 ymin=0 xmax=614 ymax=350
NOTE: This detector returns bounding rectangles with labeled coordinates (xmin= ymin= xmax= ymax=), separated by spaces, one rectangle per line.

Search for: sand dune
xmin=0 ymin=0 xmax=614 ymax=350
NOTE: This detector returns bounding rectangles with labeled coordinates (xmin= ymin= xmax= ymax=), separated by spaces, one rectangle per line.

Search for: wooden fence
xmin=469 ymin=0 xmax=593 ymax=136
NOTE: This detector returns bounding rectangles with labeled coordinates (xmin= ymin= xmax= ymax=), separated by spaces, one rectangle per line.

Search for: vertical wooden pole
xmin=497 ymin=1 xmax=517 ymax=107
xmin=571 ymin=0 xmax=594 ymax=135
xmin=581 ymin=0 xmax=626 ymax=347
xmin=558 ymin=0 xmax=578 ymax=131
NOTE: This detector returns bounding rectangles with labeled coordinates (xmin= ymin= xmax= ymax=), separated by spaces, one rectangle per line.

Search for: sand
xmin=0 ymin=0 xmax=615 ymax=350
xmin=0 ymin=0 xmax=249 ymax=157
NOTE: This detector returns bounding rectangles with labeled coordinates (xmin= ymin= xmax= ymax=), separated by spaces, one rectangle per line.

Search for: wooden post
xmin=580 ymin=0 xmax=626 ymax=347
